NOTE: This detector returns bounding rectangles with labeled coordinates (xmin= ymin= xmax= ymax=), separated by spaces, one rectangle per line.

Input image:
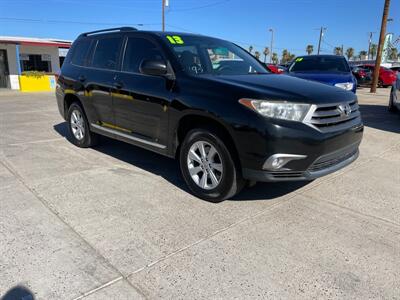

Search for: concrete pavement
xmin=0 ymin=88 xmax=399 ymax=299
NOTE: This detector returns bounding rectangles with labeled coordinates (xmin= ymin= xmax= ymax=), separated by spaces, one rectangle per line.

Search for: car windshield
xmin=289 ymin=56 xmax=350 ymax=73
xmin=164 ymin=34 xmax=268 ymax=76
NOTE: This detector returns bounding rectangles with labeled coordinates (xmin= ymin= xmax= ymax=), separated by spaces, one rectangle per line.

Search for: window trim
xmin=87 ymin=34 xmax=124 ymax=71
xmin=119 ymin=34 xmax=168 ymax=76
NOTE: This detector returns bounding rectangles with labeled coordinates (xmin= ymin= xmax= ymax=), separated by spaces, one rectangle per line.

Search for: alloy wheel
xmin=70 ymin=109 xmax=85 ymax=140
xmin=187 ymin=141 xmax=223 ymax=190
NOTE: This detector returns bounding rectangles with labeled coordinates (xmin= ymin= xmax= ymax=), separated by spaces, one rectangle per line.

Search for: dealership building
xmin=0 ymin=36 xmax=71 ymax=91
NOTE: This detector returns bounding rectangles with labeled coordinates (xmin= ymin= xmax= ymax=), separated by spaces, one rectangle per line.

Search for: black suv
xmin=56 ymin=27 xmax=363 ymax=201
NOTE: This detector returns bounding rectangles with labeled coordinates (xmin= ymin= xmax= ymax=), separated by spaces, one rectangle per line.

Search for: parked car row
xmin=261 ymin=59 xmax=397 ymax=91
xmin=351 ymin=66 xmax=372 ymax=86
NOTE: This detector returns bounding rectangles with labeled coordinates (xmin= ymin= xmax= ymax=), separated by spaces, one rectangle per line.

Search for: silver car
xmin=389 ymin=73 xmax=400 ymax=112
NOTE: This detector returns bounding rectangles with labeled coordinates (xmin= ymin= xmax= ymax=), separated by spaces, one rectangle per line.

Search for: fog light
xmin=263 ymin=154 xmax=307 ymax=170
xmin=271 ymin=158 xmax=284 ymax=169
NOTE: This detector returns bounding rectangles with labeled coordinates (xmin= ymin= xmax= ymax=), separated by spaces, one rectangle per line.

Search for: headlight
xmin=335 ymin=82 xmax=354 ymax=91
xmin=239 ymin=99 xmax=311 ymax=121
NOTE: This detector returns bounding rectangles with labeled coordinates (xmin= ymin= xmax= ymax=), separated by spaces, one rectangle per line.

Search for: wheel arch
xmin=174 ymin=112 xmax=242 ymax=172
xmin=63 ymin=93 xmax=83 ymax=119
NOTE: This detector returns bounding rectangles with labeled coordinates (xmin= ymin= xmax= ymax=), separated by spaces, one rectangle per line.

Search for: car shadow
xmin=53 ymin=122 xmax=309 ymax=201
xmin=359 ymin=104 xmax=400 ymax=133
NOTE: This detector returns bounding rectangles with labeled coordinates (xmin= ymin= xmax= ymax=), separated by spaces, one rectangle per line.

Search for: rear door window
xmin=91 ymin=37 xmax=123 ymax=70
xmin=122 ymin=37 xmax=164 ymax=73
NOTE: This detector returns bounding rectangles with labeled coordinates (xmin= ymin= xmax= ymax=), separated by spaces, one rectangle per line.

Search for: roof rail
xmin=79 ymin=27 xmax=138 ymax=37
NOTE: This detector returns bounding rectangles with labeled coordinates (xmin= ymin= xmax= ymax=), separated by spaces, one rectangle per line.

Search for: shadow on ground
xmin=54 ymin=122 xmax=309 ymax=201
xmin=359 ymin=104 xmax=400 ymax=134
xmin=1 ymin=285 xmax=35 ymax=300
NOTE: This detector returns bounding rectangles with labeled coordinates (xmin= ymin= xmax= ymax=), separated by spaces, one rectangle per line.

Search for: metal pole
xmin=162 ymin=0 xmax=165 ymax=32
xmin=269 ymin=29 xmax=274 ymax=63
xmin=367 ymin=32 xmax=373 ymax=59
xmin=370 ymin=0 xmax=391 ymax=93
xmin=15 ymin=44 xmax=21 ymax=75
xmin=317 ymin=27 xmax=325 ymax=55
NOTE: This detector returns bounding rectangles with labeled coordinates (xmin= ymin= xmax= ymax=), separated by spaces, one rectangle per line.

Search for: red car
xmin=263 ymin=63 xmax=285 ymax=74
xmin=357 ymin=64 xmax=397 ymax=87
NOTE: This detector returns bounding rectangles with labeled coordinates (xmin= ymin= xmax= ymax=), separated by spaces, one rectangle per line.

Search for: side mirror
xmin=140 ymin=59 xmax=168 ymax=76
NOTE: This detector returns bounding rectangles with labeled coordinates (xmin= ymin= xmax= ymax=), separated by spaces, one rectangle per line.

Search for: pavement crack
xmin=71 ymin=276 xmax=123 ymax=300
xmin=0 ymin=159 xmax=148 ymax=300
xmin=127 ymin=192 xmax=299 ymax=278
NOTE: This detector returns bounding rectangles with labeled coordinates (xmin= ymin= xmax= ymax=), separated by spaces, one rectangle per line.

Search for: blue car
xmin=287 ymin=55 xmax=357 ymax=93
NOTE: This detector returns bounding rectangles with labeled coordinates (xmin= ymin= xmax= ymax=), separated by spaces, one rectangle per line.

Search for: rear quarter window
xmin=71 ymin=39 xmax=92 ymax=66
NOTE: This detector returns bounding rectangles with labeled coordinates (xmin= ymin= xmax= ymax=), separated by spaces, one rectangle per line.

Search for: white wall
xmin=0 ymin=43 xmax=62 ymax=89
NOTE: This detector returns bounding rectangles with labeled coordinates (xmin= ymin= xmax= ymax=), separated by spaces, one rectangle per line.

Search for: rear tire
xmin=67 ymin=102 xmax=98 ymax=148
xmin=179 ymin=128 xmax=244 ymax=202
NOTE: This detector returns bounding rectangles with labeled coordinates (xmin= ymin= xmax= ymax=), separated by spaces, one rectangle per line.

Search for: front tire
xmin=179 ymin=128 xmax=244 ymax=202
xmin=67 ymin=102 xmax=98 ymax=148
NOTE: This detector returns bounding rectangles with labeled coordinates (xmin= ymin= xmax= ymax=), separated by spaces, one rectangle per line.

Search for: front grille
xmin=308 ymin=146 xmax=358 ymax=172
xmin=308 ymin=101 xmax=360 ymax=132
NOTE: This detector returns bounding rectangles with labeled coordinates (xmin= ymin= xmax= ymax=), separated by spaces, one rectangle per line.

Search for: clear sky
xmin=0 ymin=0 xmax=399 ymax=57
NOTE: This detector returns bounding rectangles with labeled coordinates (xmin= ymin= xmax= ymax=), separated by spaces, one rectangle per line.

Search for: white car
xmin=389 ymin=73 xmax=400 ymax=112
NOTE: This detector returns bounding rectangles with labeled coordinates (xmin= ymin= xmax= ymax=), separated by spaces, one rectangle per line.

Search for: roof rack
xmin=79 ymin=27 xmax=138 ymax=37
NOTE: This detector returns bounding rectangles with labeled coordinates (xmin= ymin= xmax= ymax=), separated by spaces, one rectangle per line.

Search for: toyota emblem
xmin=338 ymin=103 xmax=351 ymax=117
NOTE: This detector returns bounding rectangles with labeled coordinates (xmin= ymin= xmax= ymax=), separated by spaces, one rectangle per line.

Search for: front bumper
xmin=243 ymin=142 xmax=360 ymax=182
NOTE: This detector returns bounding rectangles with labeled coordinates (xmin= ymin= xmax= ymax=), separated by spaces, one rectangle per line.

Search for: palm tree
xmin=334 ymin=46 xmax=342 ymax=55
xmin=263 ymin=47 xmax=270 ymax=63
xmin=388 ymin=47 xmax=399 ymax=61
xmin=248 ymin=46 xmax=253 ymax=54
xmin=370 ymin=44 xmax=377 ymax=59
xmin=345 ymin=47 xmax=354 ymax=60
xmin=272 ymin=53 xmax=279 ymax=64
xmin=254 ymin=51 xmax=261 ymax=60
xmin=289 ymin=54 xmax=296 ymax=62
xmin=281 ymin=49 xmax=289 ymax=64
xmin=306 ymin=45 xmax=313 ymax=55
xmin=358 ymin=50 xmax=367 ymax=60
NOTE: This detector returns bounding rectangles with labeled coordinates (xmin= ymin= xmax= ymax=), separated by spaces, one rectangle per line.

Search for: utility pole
xmin=367 ymin=32 xmax=374 ymax=59
xmin=269 ymin=28 xmax=274 ymax=63
xmin=162 ymin=0 xmax=166 ymax=32
xmin=317 ymin=27 xmax=326 ymax=55
xmin=371 ymin=0 xmax=391 ymax=93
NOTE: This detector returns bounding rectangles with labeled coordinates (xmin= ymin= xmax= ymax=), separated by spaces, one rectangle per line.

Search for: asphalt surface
xmin=0 ymin=88 xmax=399 ymax=299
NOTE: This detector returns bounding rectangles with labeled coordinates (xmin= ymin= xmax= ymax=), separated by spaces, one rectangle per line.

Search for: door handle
xmin=78 ymin=75 xmax=86 ymax=82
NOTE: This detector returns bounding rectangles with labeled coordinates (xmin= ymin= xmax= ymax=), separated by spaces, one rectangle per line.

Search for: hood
xmin=202 ymin=74 xmax=355 ymax=104
xmin=288 ymin=72 xmax=354 ymax=86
